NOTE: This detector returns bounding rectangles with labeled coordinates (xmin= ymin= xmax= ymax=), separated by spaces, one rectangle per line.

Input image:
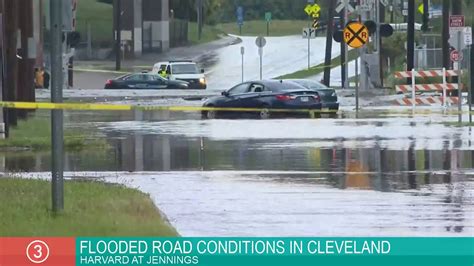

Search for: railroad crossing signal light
xmin=333 ymin=21 xmax=393 ymax=43
xmin=364 ymin=21 xmax=377 ymax=35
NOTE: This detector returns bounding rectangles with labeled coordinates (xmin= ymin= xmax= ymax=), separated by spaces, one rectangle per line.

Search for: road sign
xmin=304 ymin=4 xmax=321 ymax=17
xmin=418 ymin=4 xmax=424 ymax=14
xmin=240 ymin=46 xmax=245 ymax=55
xmin=302 ymin=27 xmax=317 ymax=39
xmin=336 ymin=0 xmax=355 ymax=13
xmin=237 ymin=6 xmax=243 ymax=16
xmin=359 ymin=0 xmax=374 ymax=11
xmin=236 ymin=6 xmax=244 ymax=26
xmin=449 ymin=15 xmax=464 ymax=30
xmin=343 ymin=22 xmax=369 ymax=48
xmin=450 ymin=50 xmax=463 ymax=62
xmin=265 ymin=12 xmax=272 ymax=22
xmin=255 ymin=36 xmax=266 ymax=48
xmin=464 ymin=27 xmax=472 ymax=45
xmin=402 ymin=9 xmax=408 ymax=16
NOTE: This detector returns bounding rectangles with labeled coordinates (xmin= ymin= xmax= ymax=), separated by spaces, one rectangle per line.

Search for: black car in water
xmin=104 ymin=72 xmax=189 ymax=90
xmin=202 ymin=80 xmax=322 ymax=119
xmin=285 ymin=79 xmax=339 ymax=112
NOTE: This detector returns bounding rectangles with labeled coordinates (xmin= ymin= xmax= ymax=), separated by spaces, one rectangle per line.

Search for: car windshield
xmin=172 ymin=64 xmax=199 ymax=74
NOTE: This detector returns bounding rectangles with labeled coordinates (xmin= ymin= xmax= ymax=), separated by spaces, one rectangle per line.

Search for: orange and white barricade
xmin=393 ymin=68 xmax=461 ymax=108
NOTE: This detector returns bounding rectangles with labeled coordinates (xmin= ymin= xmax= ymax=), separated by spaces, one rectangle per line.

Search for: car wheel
xmin=259 ymin=107 xmax=271 ymax=119
xmin=207 ymin=110 xmax=217 ymax=119
xmin=202 ymin=106 xmax=217 ymax=119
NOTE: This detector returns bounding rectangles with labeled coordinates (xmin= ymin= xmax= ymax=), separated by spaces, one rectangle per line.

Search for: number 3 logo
xmin=26 ymin=240 xmax=50 ymax=264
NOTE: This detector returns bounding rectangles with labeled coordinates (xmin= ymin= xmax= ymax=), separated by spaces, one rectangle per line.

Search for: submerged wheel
xmin=202 ymin=105 xmax=217 ymax=119
xmin=259 ymin=107 xmax=271 ymax=119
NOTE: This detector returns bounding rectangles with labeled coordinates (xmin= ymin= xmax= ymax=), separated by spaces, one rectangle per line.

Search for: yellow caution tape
xmin=0 ymin=101 xmax=338 ymax=114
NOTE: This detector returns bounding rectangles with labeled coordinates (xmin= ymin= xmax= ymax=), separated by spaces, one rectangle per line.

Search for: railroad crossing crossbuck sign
xmin=336 ymin=0 xmax=355 ymax=13
xmin=343 ymin=22 xmax=369 ymax=48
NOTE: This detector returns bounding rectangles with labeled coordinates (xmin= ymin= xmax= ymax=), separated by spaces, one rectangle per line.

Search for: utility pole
xmin=18 ymin=0 xmax=35 ymax=108
xmin=3 ymin=0 xmax=18 ymax=129
xmin=323 ymin=0 xmax=335 ymax=87
xmin=197 ymin=0 xmax=203 ymax=41
xmin=390 ymin=0 xmax=394 ymax=23
xmin=50 ymin=0 xmax=64 ymax=213
xmin=114 ymin=0 xmax=121 ymax=71
xmin=407 ymin=0 xmax=415 ymax=73
xmin=0 ymin=0 xmax=4 ymax=136
xmin=422 ymin=0 xmax=429 ymax=31
xmin=442 ymin=0 xmax=450 ymax=69
xmin=451 ymin=0 xmax=462 ymax=15
xmin=340 ymin=14 xmax=346 ymax=89
xmin=379 ymin=1 xmax=385 ymax=87
xmin=470 ymin=25 xmax=473 ymax=122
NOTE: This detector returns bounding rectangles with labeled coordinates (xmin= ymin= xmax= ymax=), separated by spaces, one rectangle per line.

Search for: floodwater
xmin=3 ymin=110 xmax=474 ymax=236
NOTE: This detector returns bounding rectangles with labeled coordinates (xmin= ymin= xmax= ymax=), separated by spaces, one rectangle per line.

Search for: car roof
xmin=115 ymin=72 xmax=161 ymax=80
xmin=155 ymin=61 xmax=196 ymax=65
xmin=244 ymin=80 xmax=311 ymax=91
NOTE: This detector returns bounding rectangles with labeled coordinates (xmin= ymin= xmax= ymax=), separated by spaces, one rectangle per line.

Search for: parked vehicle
xmin=202 ymin=80 xmax=322 ymax=119
xmin=285 ymin=79 xmax=339 ymax=112
xmin=104 ymin=72 xmax=188 ymax=90
xmin=151 ymin=60 xmax=207 ymax=90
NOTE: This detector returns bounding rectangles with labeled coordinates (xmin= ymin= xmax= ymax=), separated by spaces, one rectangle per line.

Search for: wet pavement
xmin=3 ymin=110 xmax=474 ymax=236
xmin=38 ymin=35 xmax=345 ymax=101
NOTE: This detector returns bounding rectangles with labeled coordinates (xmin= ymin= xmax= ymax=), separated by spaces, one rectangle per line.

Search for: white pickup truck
xmin=151 ymin=60 xmax=207 ymax=90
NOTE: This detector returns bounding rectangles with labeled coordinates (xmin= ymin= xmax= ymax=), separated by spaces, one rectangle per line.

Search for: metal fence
xmin=414 ymin=48 xmax=443 ymax=69
xmin=415 ymin=47 xmax=471 ymax=70
xmin=170 ymin=19 xmax=188 ymax=48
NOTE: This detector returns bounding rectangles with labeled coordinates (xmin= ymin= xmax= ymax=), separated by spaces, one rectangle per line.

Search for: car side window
xmin=248 ymin=83 xmax=264 ymax=93
xmin=125 ymin=74 xmax=143 ymax=81
xmin=149 ymin=75 xmax=166 ymax=82
xmin=228 ymin=83 xmax=249 ymax=96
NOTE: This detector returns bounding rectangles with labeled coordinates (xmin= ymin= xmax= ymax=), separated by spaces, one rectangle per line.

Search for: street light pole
xmin=50 ymin=0 xmax=64 ymax=213
xmin=114 ymin=0 xmax=121 ymax=70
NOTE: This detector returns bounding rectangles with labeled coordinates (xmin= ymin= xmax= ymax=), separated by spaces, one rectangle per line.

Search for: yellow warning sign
xmin=304 ymin=4 xmax=321 ymax=17
xmin=418 ymin=4 xmax=424 ymax=14
xmin=343 ymin=22 xmax=369 ymax=49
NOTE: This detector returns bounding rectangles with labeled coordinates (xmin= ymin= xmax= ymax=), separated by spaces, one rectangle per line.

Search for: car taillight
xmin=313 ymin=95 xmax=320 ymax=101
xmin=276 ymin=95 xmax=293 ymax=101
xmin=106 ymin=79 xmax=112 ymax=85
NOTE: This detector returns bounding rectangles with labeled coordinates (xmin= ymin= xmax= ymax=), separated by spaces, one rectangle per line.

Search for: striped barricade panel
xmin=395 ymin=83 xmax=459 ymax=93
xmin=394 ymin=70 xmax=459 ymax=79
xmin=393 ymin=97 xmax=459 ymax=106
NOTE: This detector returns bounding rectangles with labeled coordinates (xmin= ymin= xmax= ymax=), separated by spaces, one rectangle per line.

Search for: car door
xmin=238 ymin=83 xmax=266 ymax=108
xmin=147 ymin=74 xmax=168 ymax=89
xmin=124 ymin=74 xmax=148 ymax=89
xmin=220 ymin=83 xmax=250 ymax=107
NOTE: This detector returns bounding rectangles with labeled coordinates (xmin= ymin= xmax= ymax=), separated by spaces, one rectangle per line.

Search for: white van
xmin=151 ymin=60 xmax=207 ymax=90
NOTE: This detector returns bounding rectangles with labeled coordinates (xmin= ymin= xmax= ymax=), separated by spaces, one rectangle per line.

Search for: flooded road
xmin=3 ymin=110 xmax=474 ymax=236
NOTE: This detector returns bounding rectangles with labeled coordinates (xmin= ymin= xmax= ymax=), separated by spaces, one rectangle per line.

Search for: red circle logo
xmin=450 ymin=50 xmax=463 ymax=62
xmin=26 ymin=240 xmax=50 ymax=264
